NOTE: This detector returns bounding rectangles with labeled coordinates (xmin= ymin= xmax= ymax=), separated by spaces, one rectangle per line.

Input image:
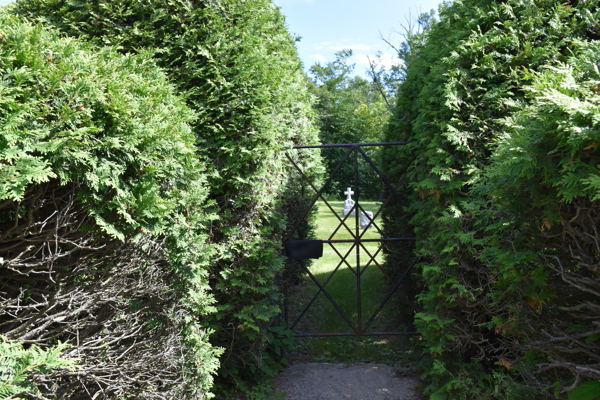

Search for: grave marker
xmin=343 ymin=187 xmax=355 ymax=216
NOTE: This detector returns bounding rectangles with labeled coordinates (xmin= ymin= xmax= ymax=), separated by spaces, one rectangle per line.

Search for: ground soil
xmin=275 ymin=362 xmax=425 ymax=400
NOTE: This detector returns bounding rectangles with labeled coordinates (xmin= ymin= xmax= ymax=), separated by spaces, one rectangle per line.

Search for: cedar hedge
xmin=0 ymin=8 xmax=220 ymax=399
xmin=383 ymin=0 xmax=600 ymax=398
xmin=10 ymin=0 xmax=322 ymax=394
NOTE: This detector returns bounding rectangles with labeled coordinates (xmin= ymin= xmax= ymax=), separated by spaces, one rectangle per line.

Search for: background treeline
xmin=308 ymin=49 xmax=397 ymax=200
xmin=383 ymin=0 xmax=600 ymax=399
xmin=0 ymin=0 xmax=321 ymax=398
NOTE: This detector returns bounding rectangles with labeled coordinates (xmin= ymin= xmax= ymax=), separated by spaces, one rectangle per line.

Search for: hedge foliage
xmin=383 ymin=0 xmax=599 ymax=399
xmin=0 ymin=8 xmax=222 ymax=398
xmin=0 ymin=336 xmax=75 ymax=399
xmin=13 ymin=0 xmax=322 ymax=392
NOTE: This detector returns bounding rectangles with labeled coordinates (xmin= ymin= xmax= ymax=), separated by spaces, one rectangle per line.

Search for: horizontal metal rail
xmin=322 ymin=238 xmax=415 ymax=243
xmin=295 ymin=331 xmax=419 ymax=337
xmin=293 ymin=141 xmax=408 ymax=149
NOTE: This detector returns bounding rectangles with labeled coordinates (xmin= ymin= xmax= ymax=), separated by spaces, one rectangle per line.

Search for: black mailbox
xmin=285 ymin=240 xmax=323 ymax=260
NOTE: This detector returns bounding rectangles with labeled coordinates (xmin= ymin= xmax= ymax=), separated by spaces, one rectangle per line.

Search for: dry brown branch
xmin=0 ymin=181 xmax=201 ymax=399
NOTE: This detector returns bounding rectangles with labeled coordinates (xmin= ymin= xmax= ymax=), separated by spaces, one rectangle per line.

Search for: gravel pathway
xmin=275 ymin=363 xmax=423 ymax=400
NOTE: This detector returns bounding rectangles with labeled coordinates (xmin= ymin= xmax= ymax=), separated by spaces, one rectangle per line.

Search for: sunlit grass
xmin=286 ymin=200 xmax=423 ymax=367
xmin=289 ymin=200 xmax=396 ymax=334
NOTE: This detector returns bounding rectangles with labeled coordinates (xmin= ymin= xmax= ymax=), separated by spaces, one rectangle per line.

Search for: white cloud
xmin=310 ymin=54 xmax=328 ymax=63
xmin=355 ymin=53 xmax=371 ymax=66
xmin=355 ymin=52 xmax=401 ymax=70
xmin=326 ymin=44 xmax=371 ymax=52
xmin=379 ymin=53 xmax=402 ymax=69
xmin=315 ymin=46 xmax=324 ymax=50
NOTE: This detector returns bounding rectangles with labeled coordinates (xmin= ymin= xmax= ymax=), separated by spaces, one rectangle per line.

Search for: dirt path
xmin=275 ymin=362 xmax=424 ymax=400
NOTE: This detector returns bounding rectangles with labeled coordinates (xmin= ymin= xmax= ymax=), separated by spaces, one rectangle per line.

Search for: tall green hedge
xmin=13 ymin=0 xmax=322 ymax=388
xmin=0 ymin=8 xmax=220 ymax=399
xmin=383 ymin=0 xmax=599 ymax=398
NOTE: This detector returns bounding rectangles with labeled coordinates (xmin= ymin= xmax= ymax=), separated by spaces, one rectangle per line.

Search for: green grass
xmin=286 ymin=200 xmax=424 ymax=368
xmin=289 ymin=200 xmax=400 ymax=334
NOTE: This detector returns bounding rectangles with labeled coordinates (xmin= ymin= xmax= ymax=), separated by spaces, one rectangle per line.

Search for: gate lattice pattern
xmin=284 ymin=142 xmax=418 ymax=337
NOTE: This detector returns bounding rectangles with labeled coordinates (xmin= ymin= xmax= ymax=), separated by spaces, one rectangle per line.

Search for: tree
xmin=309 ymin=50 xmax=392 ymax=200
xmin=383 ymin=1 xmax=600 ymax=398
xmin=0 ymin=337 xmax=75 ymax=399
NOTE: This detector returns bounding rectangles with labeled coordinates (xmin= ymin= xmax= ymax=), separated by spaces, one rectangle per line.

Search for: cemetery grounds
xmin=285 ymin=200 xmax=424 ymax=371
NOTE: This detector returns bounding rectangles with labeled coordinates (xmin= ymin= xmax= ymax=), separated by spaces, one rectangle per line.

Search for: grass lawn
xmin=290 ymin=200 xmax=392 ymax=334
xmin=285 ymin=200 xmax=423 ymax=368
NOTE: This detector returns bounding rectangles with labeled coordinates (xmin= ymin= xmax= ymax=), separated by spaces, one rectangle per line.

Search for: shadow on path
xmin=275 ymin=363 xmax=424 ymax=400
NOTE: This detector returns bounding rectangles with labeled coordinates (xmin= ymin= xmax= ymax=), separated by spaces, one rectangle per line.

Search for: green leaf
xmin=584 ymin=334 xmax=600 ymax=344
xmin=568 ymin=381 xmax=600 ymax=400
xmin=568 ymin=324 xmax=589 ymax=332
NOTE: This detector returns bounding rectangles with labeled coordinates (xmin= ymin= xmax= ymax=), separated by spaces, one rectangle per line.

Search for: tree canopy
xmin=308 ymin=50 xmax=393 ymax=200
xmin=0 ymin=7 xmax=221 ymax=398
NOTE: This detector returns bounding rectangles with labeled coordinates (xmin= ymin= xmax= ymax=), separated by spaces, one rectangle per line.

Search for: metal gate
xmin=284 ymin=142 xmax=418 ymax=337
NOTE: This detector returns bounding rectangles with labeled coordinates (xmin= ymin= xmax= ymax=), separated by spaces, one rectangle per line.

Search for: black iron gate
xmin=284 ymin=142 xmax=418 ymax=337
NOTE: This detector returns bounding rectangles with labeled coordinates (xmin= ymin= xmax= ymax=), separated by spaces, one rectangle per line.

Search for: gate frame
xmin=284 ymin=142 xmax=418 ymax=337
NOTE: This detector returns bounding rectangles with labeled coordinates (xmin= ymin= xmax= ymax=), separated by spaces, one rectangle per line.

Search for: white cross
xmin=344 ymin=187 xmax=354 ymax=201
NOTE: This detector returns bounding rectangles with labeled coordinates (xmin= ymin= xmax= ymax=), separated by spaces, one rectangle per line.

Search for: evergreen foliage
xmin=13 ymin=0 xmax=322 ymax=390
xmin=0 ymin=336 xmax=75 ymax=399
xmin=383 ymin=0 xmax=600 ymax=398
xmin=0 ymin=9 xmax=221 ymax=398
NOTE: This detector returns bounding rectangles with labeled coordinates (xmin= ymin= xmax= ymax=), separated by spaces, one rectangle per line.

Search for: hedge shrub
xmin=383 ymin=0 xmax=599 ymax=398
xmin=14 ymin=0 xmax=323 ymax=388
xmin=0 ymin=9 xmax=220 ymax=398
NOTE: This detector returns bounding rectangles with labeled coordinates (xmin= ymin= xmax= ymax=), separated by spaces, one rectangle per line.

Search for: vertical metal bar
xmin=354 ymin=146 xmax=362 ymax=334
xmin=282 ymin=230 xmax=288 ymax=325
xmin=358 ymin=243 xmax=393 ymax=284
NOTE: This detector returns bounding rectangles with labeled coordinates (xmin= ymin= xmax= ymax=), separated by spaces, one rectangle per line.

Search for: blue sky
xmin=0 ymin=0 xmax=443 ymax=77
xmin=273 ymin=0 xmax=442 ymax=77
